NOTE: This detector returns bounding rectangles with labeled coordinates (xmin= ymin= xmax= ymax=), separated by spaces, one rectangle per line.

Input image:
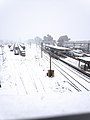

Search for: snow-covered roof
xmin=78 ymin=57 xmax=90 ymax=62
xmin=45 ymin=44 xmax=70 ymax=51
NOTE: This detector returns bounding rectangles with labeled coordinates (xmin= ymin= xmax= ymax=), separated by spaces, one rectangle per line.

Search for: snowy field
xmin=0 ymin=44 xmax=90 ymax=119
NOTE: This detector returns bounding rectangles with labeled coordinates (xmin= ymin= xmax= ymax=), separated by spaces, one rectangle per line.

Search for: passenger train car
xmin=14 ymin=43 xmax=19 ymax=55
xmin=43 ymin=44 xmax=70 ymax=58
xmin=18 ymin=43 xmax=26 ymax=56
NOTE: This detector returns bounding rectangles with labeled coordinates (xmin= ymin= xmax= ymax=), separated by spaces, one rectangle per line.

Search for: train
xmin=9 ymin=43 xmax=26 ymax=57
xmin=19 ymin=44 xmax=26 ymax=56
xmin=43 ymin=44 xmax=70 ymax=58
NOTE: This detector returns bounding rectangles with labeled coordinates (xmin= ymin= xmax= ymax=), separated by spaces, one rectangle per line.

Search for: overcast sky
xmin=0 ymin=0 xmax=90 ymax=41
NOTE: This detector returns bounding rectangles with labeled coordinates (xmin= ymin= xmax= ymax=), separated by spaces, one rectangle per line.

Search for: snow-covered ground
xmin=0 ymin=44 xmax=90 ymax=119
xmin=0 ymin=44 xmax=75 ymax=95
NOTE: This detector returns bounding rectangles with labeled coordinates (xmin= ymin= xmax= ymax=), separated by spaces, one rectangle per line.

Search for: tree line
xmin=28 ymin=34 xmax=70 ymax=47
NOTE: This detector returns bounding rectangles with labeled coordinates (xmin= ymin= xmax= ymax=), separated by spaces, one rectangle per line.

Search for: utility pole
xmin=50 ymin=52 xmax=52 ymax=77
xmin=0 ymin=45 xmax=3 ymax=88
xmin=41 ymin=42 xmax=43 ymax=58
xmin=87 ymin=43 xmax=90 ymax=53
xmin=1 ymin=45 xmax=4 ymax=62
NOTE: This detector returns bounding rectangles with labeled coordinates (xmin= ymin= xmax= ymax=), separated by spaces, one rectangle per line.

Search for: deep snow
xmin=0 ymin=44 xmax=90 ymax=119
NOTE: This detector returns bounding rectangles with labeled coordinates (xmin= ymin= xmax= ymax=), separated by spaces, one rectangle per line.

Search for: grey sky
xmin=0 ymin=0 xmax=90 ymax=41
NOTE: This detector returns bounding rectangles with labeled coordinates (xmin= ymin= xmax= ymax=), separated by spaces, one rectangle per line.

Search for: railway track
xmin=12 ymin=59 xmax=28 ymax=95
xmin=7 ymin=46 xmax=46 ymax=95
xmin=17 ymin=57 xmax=46 ymax=94
xmin=55 ymin=58 xmax=90 ymax=83
xmin=44 ymin=54 xmax=90 ymax=92
xmin=6 ymin=45 xmax=90 ymax=94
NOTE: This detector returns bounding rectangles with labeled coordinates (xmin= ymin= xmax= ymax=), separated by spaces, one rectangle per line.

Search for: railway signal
xmin=47 ymin=52 xmax=54 ymax=77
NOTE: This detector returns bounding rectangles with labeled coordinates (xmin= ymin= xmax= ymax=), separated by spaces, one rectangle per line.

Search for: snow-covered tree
xmin=43 ymin=34 xmax=55 ymax=45
xmin=34 ymin=36 xmax=43 ymax=45
xmin=57 ymin=35 xmax=70 ymax=46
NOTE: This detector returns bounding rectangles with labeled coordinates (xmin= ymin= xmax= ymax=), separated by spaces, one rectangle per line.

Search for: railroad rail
xmin=43 ymin=47 xmax=90 ymax=77
xmin=44 ymin=53 xmax=90 ymax=92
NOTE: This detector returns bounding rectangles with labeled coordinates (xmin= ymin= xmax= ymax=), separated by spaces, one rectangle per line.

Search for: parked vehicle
xmin=8 ymin=44 xmax=12 ymax=48
xmin=10 ymin=44 xmax=14 ymax=51
xmin=19 ymin=44 xmax=26 ymax=56
xmin=14 ymin=44 xmax=19 ymax=55
xmin=20 ymin=43 xmax=25 ymax=50
xmin=69 ymin=49 xmax=85 ymax=57
xmin=20 ymin=50 xmax=25 ymax=56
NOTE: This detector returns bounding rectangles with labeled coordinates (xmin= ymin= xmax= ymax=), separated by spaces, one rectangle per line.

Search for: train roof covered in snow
xmin=44 ymin=44 xmax=70 ymax=51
